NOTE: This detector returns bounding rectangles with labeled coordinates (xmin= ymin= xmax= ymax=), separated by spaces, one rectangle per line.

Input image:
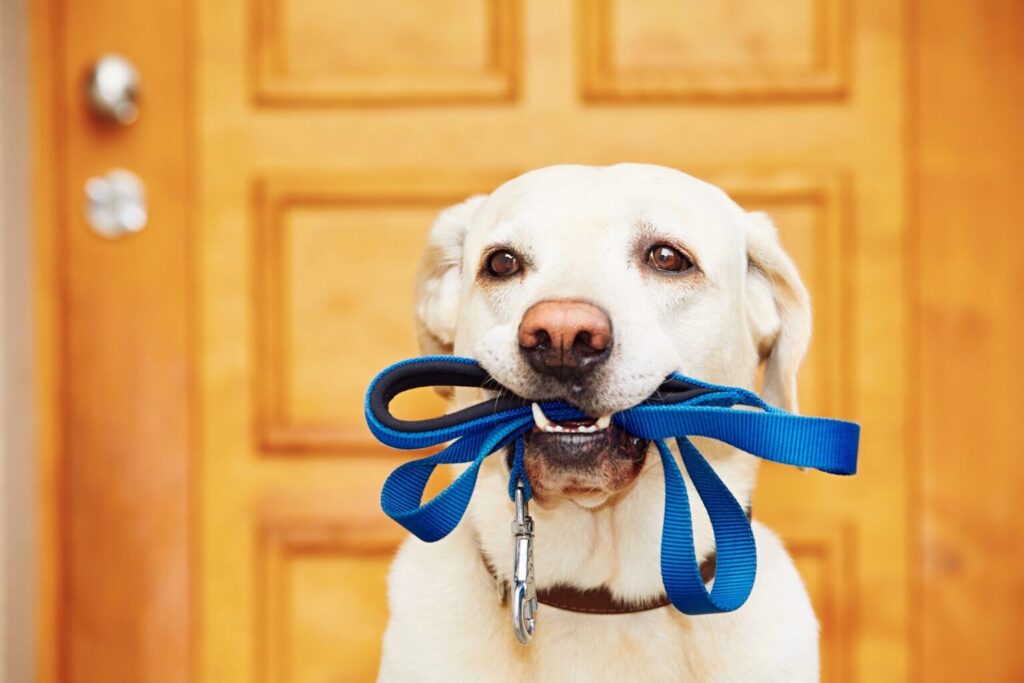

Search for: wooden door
xmin=197 ymin=1 xmax=906 ymax=680
xmin=36 ymin=0 xmax=914 ymax=681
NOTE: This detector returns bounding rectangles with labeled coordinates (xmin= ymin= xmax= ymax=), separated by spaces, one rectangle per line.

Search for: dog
xmin=378 ymin=164 xmax=819 ymax=682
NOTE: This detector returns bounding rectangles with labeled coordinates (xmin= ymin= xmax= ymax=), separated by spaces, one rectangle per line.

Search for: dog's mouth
xmin=462 ymin=372 xmax=708 ymax=508
xmin=513 ymin=403 xmax=650 ymax=508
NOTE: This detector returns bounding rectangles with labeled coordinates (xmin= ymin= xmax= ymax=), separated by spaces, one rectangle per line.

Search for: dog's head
xmin=414 ymin=164 xmax=809 ymax=509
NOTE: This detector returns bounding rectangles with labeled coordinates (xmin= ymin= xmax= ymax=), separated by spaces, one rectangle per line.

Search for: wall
xmin=0 ymin=0 xmax=35 ymax=679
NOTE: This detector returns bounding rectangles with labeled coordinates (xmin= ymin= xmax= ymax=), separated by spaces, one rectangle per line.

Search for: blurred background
xmin=1 ymin=0 xmax=1022 ymax=681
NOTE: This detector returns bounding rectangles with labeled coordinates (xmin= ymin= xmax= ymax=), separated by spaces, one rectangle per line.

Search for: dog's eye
xmin=486 ymin=249 xmax=521 ymax=277
xmin=646 ymin=244 xmax=693 ymax=273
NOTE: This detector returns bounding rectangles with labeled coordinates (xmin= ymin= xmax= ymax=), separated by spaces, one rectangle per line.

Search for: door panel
xmin=257 ymin=518 xmax=400 ymax=683
xmin=251 ymin=0 xmax=518 ymax=103
xmin=252 ymin=172 xmax=510 ymax=453
xmin=580 ymin=0 xmax=847 ymax=99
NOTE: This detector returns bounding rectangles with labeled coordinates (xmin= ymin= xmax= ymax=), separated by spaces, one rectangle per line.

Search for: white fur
xmin=382 ymin=164 xmax=818 ymax=682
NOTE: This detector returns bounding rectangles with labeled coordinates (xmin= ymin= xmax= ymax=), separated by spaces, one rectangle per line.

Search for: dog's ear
xmin=744 ymin=211 xmax=811 ymax=412
xmin=414 ymin=195 xmax=487 ymax=355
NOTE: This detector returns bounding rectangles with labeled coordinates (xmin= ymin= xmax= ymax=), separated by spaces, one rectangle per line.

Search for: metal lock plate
xmin=84 ymin=169 xmax=147 ymax=239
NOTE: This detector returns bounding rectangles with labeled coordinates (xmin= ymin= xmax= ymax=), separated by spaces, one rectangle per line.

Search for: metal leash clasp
xmin=511 ymin=482 xmax=537 ymax=645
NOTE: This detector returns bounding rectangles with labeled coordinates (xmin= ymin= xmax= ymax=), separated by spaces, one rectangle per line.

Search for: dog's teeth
xmin=534 ymin=404 xmax=611 ymax=434
xmin=532 ymin=403 xmax=554 ymax=431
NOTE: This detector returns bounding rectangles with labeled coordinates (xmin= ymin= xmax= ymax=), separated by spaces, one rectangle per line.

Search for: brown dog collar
xmin=479 ymin=548 xmax=713 ymax=614
xmin=477 ymin=506 xmax=750 ymax=615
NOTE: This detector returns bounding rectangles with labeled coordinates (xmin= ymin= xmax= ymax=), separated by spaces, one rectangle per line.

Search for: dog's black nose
xmin=518 ymin=299 xmax=612 ymax=381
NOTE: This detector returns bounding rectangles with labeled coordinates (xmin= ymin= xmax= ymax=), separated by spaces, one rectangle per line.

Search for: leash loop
xmin=656 ymin=438 xmax=757 ymax=613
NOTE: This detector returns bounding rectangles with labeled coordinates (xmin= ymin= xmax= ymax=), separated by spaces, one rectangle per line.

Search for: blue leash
xmin=365 ymin=355 xmax=859 ymax=616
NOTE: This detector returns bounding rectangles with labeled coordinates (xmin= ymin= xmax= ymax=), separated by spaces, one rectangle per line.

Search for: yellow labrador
xmin=379 ymin=164 xmax=818 ymax=682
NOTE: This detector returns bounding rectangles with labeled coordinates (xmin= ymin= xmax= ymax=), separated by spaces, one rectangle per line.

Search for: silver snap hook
xmin=511 ymin=483 xmax=537 ymax=644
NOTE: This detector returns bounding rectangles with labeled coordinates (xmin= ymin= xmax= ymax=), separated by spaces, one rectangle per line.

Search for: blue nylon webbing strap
xmin=365 ymin=355 xmax=859 ymax=614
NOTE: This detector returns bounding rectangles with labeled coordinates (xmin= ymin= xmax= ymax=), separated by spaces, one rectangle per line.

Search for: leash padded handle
xmin=368 ymin=357 xmax=531 ymax=434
